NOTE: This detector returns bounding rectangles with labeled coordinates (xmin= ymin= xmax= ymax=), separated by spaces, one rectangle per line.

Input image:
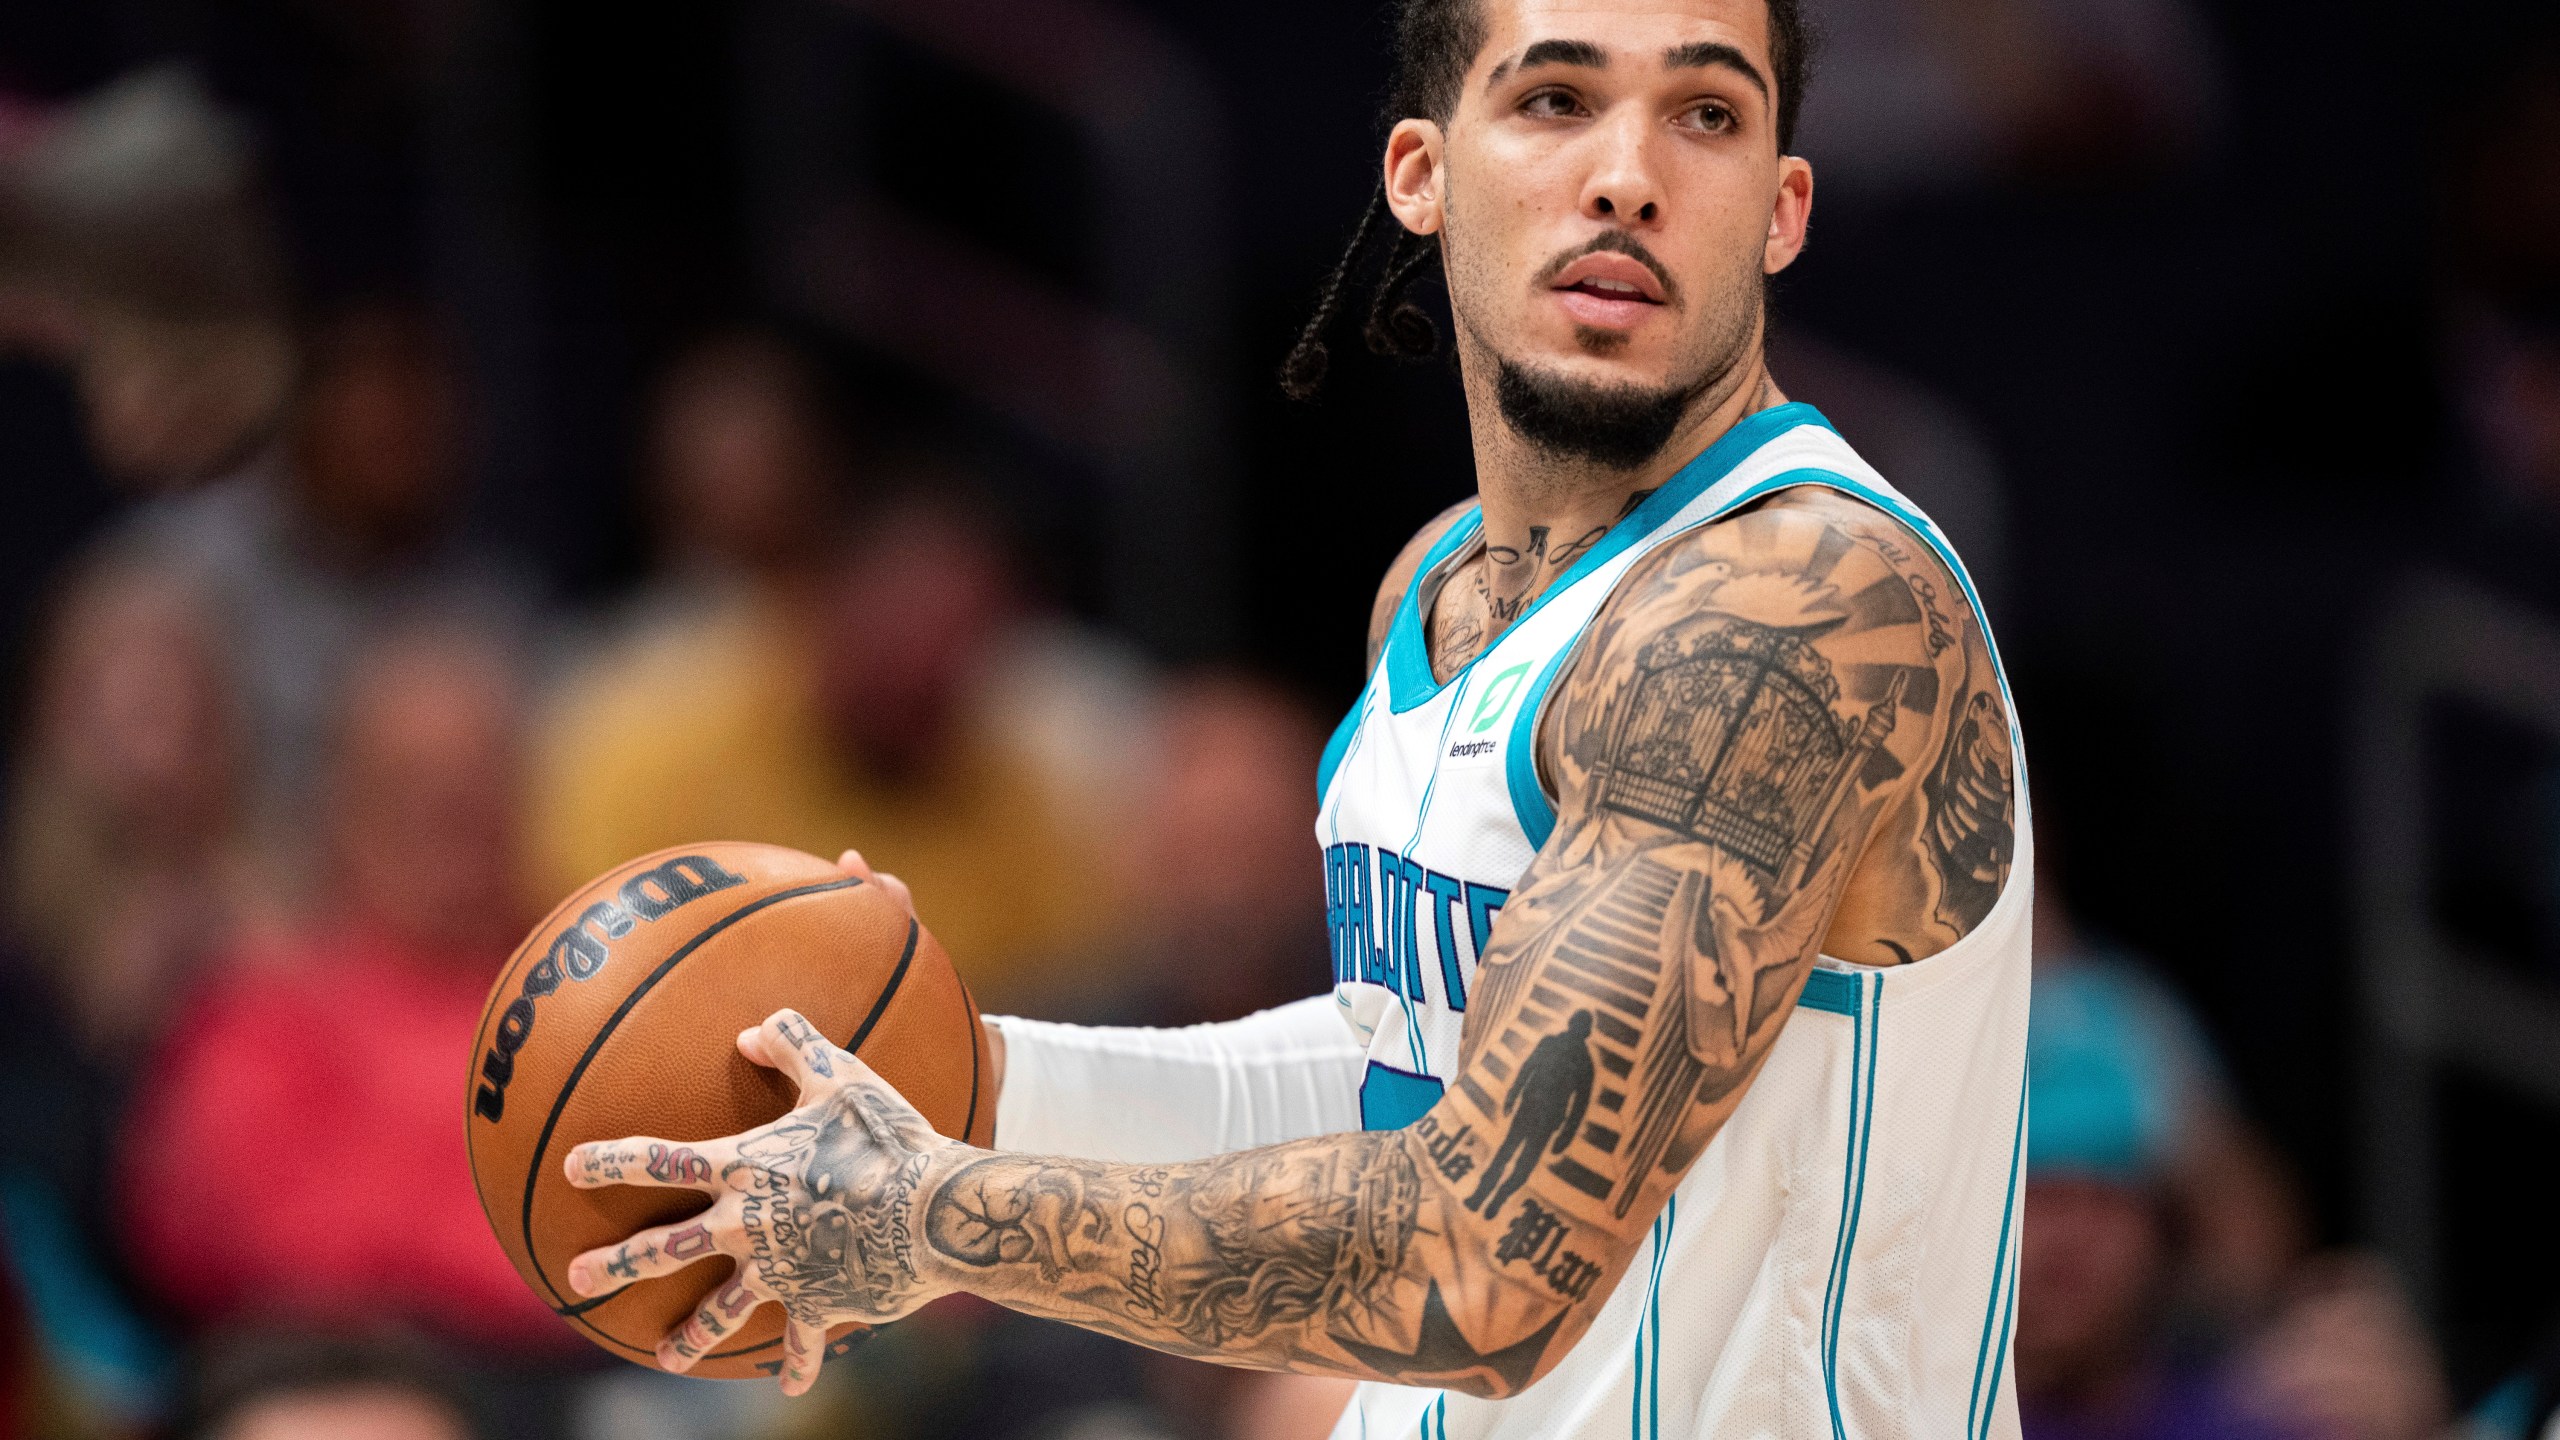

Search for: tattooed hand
xmin=564 ymin=1007 xmax=958 ymax=1394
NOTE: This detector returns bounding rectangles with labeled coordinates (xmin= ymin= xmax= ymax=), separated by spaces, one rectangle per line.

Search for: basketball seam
xmin=514 ymin=874 xmax=868 ymax=1359
xmin=840 ymin=918 xmax=920 ymax=1054
xmin=958 ymin=976 xmax=984 ymax=1145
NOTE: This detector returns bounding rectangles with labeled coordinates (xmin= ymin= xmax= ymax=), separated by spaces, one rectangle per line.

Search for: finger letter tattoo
xmin=776 ymin=1014 xmax=835 ymax=1076
xmin=647 ymin=1143 xmax=714 ymax=1184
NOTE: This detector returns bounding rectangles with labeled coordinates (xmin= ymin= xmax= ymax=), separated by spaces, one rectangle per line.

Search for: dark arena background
xmin=2 ymin=0 xmax=2558 ymax=1436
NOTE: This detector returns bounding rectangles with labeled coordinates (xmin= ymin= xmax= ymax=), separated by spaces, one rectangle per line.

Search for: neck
xmin=1457 ymin=338 xmax=1786 ymax=628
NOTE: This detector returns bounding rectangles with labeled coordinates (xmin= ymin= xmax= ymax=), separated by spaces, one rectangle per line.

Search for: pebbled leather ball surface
xmin=464 ymin=841 xmax=992 ymax=1378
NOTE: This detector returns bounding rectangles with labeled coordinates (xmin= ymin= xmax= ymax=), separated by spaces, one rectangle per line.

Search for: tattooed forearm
xmin=923 ymin=1136 xmax=1424 ymax=1357
xmin=904 ymin=1127 xmax=1588 ymax=1395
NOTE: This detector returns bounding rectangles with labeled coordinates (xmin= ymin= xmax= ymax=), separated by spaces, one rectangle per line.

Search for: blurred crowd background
xmin=0 ymin=0 xmax=2556 ymax=1437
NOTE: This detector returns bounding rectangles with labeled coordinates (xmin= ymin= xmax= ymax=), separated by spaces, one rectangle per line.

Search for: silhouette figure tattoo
xmin=1466 ymin=1010 xmax=1598 ymax=1219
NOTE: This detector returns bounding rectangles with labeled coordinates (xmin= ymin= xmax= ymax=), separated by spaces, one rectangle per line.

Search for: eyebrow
xmin=1661 ymin=40 xmax=1769 ymax=101
xmin=1486 ymin=38 xmax=1608 ymax=86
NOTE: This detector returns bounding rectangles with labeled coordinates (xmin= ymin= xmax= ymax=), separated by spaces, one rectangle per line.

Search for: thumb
xmin=837 ymin=849 xmax=914 ymax=914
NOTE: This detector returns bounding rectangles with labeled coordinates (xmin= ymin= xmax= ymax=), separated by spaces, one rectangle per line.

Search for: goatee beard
xmin=1493 ymin=358 xmax=1709 ymax=472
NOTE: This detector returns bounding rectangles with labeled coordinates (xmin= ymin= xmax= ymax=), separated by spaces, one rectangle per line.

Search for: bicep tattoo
xmin=1451 ymin=496 xmax=1997 ymax=1223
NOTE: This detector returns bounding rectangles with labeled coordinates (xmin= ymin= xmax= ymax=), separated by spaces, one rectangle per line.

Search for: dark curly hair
xmin=1281 ymin=0 xmax=1816 ymax=400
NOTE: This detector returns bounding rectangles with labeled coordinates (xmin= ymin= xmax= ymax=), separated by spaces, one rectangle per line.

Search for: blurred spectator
xmin=0 ymin=68 xmax=293 ymax=491
xmin=639 ymin=329 xmax=841 ymax=607
xmin=2238 ymin=1257 xmax=2452 ymax=1440
xmin=1039 ymin=674 xmax=1328 ymax=1024
xmin=171 ymin=1330 xmax=475 ymax=1440
xmin=553 ymin=328 xmax=846 ymax=695
xmin=2016 ymin=949 xmax=2303 ymax=1440
xmin=2020 ymin=891 xmax=2449 ymax=1440
xmin=532 ymin=489 xmax=1126 ymax=1012
xmin=7 ymin=553 xmax=260 ymax=1056
xmin=116 ymin=624 xmax=563 ymax=1349
xmin=0 ymin=552 xmax=254 ymax=1430
xmin=122 ymin=299 xmax=531 ymax=887
xmin=2032 ymin=883 xmax=2305 ymax=1327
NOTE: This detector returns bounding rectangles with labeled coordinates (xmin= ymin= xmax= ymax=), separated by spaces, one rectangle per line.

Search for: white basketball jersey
xmin=1315 ymin=403 xmax=2032 ymax=1440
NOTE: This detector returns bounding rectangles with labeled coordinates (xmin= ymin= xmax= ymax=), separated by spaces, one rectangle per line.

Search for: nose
xmin=1578 ymin=110 xmax=1663 ymax=226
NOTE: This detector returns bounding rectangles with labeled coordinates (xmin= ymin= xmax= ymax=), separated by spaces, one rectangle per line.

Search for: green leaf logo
xmin=1469 ymin=662 xmax=1532 ymax=735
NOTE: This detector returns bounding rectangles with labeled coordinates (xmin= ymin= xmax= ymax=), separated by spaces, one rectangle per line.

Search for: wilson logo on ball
xmin=473 ymin=855 xmax=749 ymax=1122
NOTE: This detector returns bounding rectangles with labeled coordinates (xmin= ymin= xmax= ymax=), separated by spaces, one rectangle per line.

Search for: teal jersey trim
xmin=1505 ymin=640 xmax=1578 ymax=851
xmin=1799 ymin=966 xmax=1862 ymax=1016
xmin=1382 ymin=508 xmax=1487 ymax=713
xmin=1629 ymin=1199 xmax=1676 ymax=1440
xmin=1968 ymin=1078 xmax=2030 ymax=1440
xmin=1385 ymin=403 xmax=1839 ymax=715
xmin=1317 ymin=677 xmax=1371 ymax=804
xmin=1821 ymin=975 xmax=1883 ymax=1440
xmin=1360 ymin=1061 xmax=1446 ymax=1131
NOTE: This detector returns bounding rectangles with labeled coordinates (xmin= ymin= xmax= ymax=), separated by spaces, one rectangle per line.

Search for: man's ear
xmin=1384 ymin=118 xmax=1446 ymax=236
xmin=1763 ymin=155 xmax=1812 ymax=274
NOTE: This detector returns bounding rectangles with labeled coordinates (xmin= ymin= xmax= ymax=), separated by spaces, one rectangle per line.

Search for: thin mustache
xmin=1534 ymin=231 xmax=1680 ymax=305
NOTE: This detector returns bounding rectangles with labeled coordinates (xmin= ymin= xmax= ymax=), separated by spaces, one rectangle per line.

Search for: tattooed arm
xmin=565 ymin=489 xmax=2011 ymax=1397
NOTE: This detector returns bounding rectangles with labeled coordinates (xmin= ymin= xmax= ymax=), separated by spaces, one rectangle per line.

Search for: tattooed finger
xmin=780 ymin=1313 xmax=830 ymax=1396
xmin=566 ymin=1218 xmax=731 ymax=1296
xmin=658 ymin=1275 xmax=766 ymax=1373
xmin=564 ymin=1137 xmax=726 ymax=1191
xmin=755 ymin=1007 xmax=851 ymax=1091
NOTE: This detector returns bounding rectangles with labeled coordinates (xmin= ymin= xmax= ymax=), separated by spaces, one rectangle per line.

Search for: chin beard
xmin=1493 ymin=358 xmax=1716 ymax=472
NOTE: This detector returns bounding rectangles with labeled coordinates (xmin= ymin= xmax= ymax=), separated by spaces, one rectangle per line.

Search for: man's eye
xmin=1681 ymin=101 xmax=1737 ymax=133
xmin=1521 ymin=90 xmax=1585 ymax=119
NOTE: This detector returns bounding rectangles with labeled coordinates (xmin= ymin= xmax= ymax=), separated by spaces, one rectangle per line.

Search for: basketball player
xmin=565 ymin=0 xmax=2031 ymax=1431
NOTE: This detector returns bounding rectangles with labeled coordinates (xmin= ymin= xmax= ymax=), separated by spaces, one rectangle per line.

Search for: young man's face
xmin=1386 ymin=0 xmax=1810 ymax=453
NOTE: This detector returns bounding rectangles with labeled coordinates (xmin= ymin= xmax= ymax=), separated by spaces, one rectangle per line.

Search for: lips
xmin=1549 ymin=251 xmax=1667 ymax=328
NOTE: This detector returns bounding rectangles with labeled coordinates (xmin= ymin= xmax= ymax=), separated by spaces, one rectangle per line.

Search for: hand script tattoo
xmin=724 ymin=1086 xmax=935 ymax=1325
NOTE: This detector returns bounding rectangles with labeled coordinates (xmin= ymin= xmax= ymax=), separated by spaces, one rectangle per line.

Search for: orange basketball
xmin=464 ymin=842 xmax=993 ymax=1378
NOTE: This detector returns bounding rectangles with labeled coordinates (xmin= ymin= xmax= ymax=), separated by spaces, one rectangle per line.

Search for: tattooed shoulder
xmin=1535 ymin=486 xmax=2016 ymax=964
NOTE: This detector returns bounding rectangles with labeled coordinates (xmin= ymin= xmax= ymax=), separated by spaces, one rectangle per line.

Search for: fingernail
xmin=567 ymin=1261 xmax=590 ymax=1295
